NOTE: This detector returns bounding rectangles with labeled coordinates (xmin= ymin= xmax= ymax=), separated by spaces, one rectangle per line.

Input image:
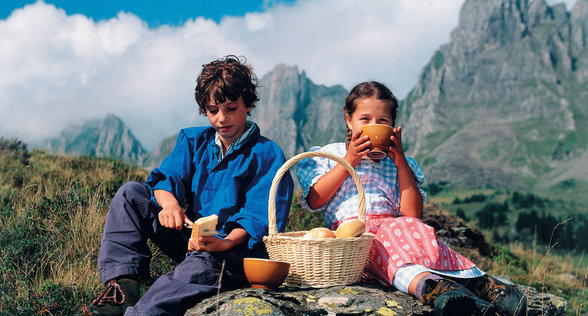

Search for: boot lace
xmin=483 ymin=277 xmax=506 ymax=302
xmin=420 ymin=279 xmax=461 ymax=305
xmin=90 ymin=279 xmax=126 ymax=306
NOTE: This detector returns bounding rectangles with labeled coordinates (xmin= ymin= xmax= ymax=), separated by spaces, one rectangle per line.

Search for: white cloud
xmin=1 ymin=0 xmax=470 ymax=149
xmin=545 ymin=0 xmax=576 ymax=9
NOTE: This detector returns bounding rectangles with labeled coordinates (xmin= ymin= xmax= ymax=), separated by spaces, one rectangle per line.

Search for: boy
xmin=86 ymin=55 xmax=294 ymax=315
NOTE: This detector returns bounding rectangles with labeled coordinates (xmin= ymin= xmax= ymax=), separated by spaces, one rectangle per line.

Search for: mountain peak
xmin=401 ymin=0 xmax=588 ymax=189
xmin=45 ymin=114 xmax=148 ymax=165
xmin=252 ymin=64 xmax=348 ymax=158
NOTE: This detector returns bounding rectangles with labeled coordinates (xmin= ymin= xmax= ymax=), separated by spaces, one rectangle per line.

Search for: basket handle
xmin=267 ymin=151 xmax=366 ymax=237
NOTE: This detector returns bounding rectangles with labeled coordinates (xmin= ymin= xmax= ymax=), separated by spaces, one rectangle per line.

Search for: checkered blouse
xmin=296 ymin=142 xmax=427 ymax=227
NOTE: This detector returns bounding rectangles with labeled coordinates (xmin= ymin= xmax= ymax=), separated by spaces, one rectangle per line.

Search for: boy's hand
xmin=188 ymin=236 xmax=230 ymax=252
xmin=158 ymin=206 xmax=194 ymax=231
xmin=154 ymin=189 xmax=194 ymax=230
xmin=345 ymin=129 xmax=370 ymax=167
xmin=187 ymin=227 xmax=248 ymax=252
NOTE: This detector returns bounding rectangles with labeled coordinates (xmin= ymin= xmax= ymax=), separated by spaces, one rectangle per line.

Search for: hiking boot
xmin=468 ymin=275 xmax=527 ymax=316
xmin=420 ymin=278 xmax=497 ymax=316
xmin=83 ymin=277 xmax=140 ymax=316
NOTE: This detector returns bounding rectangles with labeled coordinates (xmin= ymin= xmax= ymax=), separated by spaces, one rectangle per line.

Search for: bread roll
xmin=335 ymin=219 xmax=365 ymax=238
xmin=304 ymin=227 xmax=336 ymax=239
xmin=190 ymin=214 xmax=218 ymax=241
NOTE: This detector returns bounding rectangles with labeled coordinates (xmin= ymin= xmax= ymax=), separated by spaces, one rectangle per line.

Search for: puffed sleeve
xmin=406 ymin=156 xmax=428 ymax=204
xmin=145 ymin=130 xmax=195 ymax=206
xmin=295 ymin=146 xmax=332 ymax=212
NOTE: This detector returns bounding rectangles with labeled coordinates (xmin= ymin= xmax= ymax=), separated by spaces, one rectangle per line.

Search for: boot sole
xmin=434 ymin=291 xmax=485 ymax=316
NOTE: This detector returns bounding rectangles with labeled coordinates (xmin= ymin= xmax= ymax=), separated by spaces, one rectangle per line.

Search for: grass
xmin=426 ymin=183 xmax=588 ymax=314
xmin=0 ymin=144 xmax=585 ymax=314
xmin=0 ymin=148 xmax=175 ymax=315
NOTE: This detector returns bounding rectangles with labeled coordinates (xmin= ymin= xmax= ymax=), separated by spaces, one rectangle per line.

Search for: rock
xmin=185 ymin=284 xmax=431 ymax=316
xmin=525 ymin=286 xmax=568 ymax=316
xmin=185 ymin=282 xmax=565 ymax=316
xmin=185 ymin=207 xmax=566 ymax=315
xmin=421 ymin=204 xmax=494 ymax=257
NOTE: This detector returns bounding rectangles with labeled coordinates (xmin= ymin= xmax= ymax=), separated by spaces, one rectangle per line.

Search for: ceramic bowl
xmin=243 ymin=258 xmax=290 ymax=289
xmin=360 ymin=124 xmax=395 ymax=159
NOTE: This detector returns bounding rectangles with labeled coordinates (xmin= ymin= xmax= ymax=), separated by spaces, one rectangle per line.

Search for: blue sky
xmin=0 ymin=0 xmax=576 ymax=150
xmin=0 ymin=0 xmax=296 ymax=26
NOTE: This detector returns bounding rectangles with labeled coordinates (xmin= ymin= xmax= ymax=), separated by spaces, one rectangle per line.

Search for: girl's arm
xmin=306 ymin=131 xmax=371 ymax=209
xmin=389 ymin=126 xmax=423 ymax=218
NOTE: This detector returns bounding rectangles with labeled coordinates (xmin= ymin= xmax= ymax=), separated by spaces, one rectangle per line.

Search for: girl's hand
xmin=388 ymin=126 xmax=407 ymax=165
xmin=387 ymin=125 xmax=424 ymax=218
xmin=345 ymin=129 xmax=370 ymax=167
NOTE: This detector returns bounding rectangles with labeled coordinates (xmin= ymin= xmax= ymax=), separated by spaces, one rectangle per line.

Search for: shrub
xmin=425 ymin=181 xmax=449 ymax=196
xmin=476 ymin=201 xmax=509 ymax=228
xmin=511 ymin=192 xmax=546 ymax=209
xmin=456 ymin=208 xmax=469 ymax=221
xmin=0 ymin=137 xmax=31 ymax=165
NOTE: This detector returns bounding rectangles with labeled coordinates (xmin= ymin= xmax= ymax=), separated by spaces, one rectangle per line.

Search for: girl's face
xmin=345 ymin=96 xmax=394 ymax=135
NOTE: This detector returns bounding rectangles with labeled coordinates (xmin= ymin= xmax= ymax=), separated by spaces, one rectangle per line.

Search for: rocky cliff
xmin=251 ymin=64 xmax=348 ymax=158
xmin=142 ymin=133 xmax=178 ymax=170
xmin=400 ymin=0 xmax=588 ymax=190
xmin=44 ymin=114 xmax=148 ymax=165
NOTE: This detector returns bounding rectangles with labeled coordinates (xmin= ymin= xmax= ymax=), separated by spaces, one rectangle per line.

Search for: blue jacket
xmin=145 ymin=122 xmax=294 ymax=251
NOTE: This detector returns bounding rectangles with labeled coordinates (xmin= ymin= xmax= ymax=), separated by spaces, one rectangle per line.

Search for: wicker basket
xmin=263 ymin=151 xmax=374 ymax=288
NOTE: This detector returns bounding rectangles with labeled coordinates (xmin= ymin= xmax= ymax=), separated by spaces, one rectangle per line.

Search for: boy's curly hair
xmin=194 ymin=55 xmax=259 ymax=115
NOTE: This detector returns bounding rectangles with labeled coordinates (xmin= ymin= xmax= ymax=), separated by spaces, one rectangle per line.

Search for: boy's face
xmin=345 ymin=96 xmax=394 ymax=135
xmin=205 ymin=96 xmax=251 ymax=149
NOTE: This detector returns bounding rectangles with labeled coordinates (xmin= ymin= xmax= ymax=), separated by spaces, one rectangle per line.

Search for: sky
xmin=0 ymin=0 xmax=576 ymax=150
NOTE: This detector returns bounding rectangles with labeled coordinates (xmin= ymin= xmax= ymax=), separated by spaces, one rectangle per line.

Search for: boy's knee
xmin=116 ymin=181 xmax=150 ymax=202
xmin=109 ymin=181 xmax=153 ymax=217
xmin=118 ymin=181 xmax=147 ymax=195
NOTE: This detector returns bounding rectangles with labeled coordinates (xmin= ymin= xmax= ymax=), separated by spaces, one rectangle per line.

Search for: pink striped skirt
xmin=335 ymin=215 xmax=477 ymax=285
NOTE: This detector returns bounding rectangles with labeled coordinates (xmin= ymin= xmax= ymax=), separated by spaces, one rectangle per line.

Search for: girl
xmin=296 ymin=81 xmax=525 ymax=316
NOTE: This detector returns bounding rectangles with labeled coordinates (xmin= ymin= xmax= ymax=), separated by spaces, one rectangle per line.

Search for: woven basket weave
xmin=263 ymin=151 xmax=374 ymax=288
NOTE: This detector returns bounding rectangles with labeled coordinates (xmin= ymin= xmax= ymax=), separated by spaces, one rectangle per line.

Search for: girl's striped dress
xmin=296 ymin=143 xmax=485 ymax=293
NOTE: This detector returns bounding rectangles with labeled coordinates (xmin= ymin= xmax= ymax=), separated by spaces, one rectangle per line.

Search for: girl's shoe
xmin=469 ymin=275 xmax=527 ymax=316
xmin=420 ymin=278 xmax=497 ymax=316
xmin=83 ymin=277 xmax=140 ymax=316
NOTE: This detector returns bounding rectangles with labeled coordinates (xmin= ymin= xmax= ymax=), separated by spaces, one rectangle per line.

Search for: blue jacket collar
xmin=212 ymin=121 xmax=259 ymax=160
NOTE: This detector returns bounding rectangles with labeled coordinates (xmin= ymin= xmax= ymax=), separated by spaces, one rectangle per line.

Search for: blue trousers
xmin=97 ymin=181 xmax=254 ymax=315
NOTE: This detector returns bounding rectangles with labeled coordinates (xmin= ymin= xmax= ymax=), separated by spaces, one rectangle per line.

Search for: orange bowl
xmin=243 ymin=258 xmax=290 ymax=289
xmin=360 ymin=124 xmax=395 ymax=159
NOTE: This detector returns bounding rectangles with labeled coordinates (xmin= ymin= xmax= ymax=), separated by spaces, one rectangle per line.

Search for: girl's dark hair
xmin=195 ymin=55 xmax=259 ymax=115
xmin=343 ymin=81 xmax=399 ymax=142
